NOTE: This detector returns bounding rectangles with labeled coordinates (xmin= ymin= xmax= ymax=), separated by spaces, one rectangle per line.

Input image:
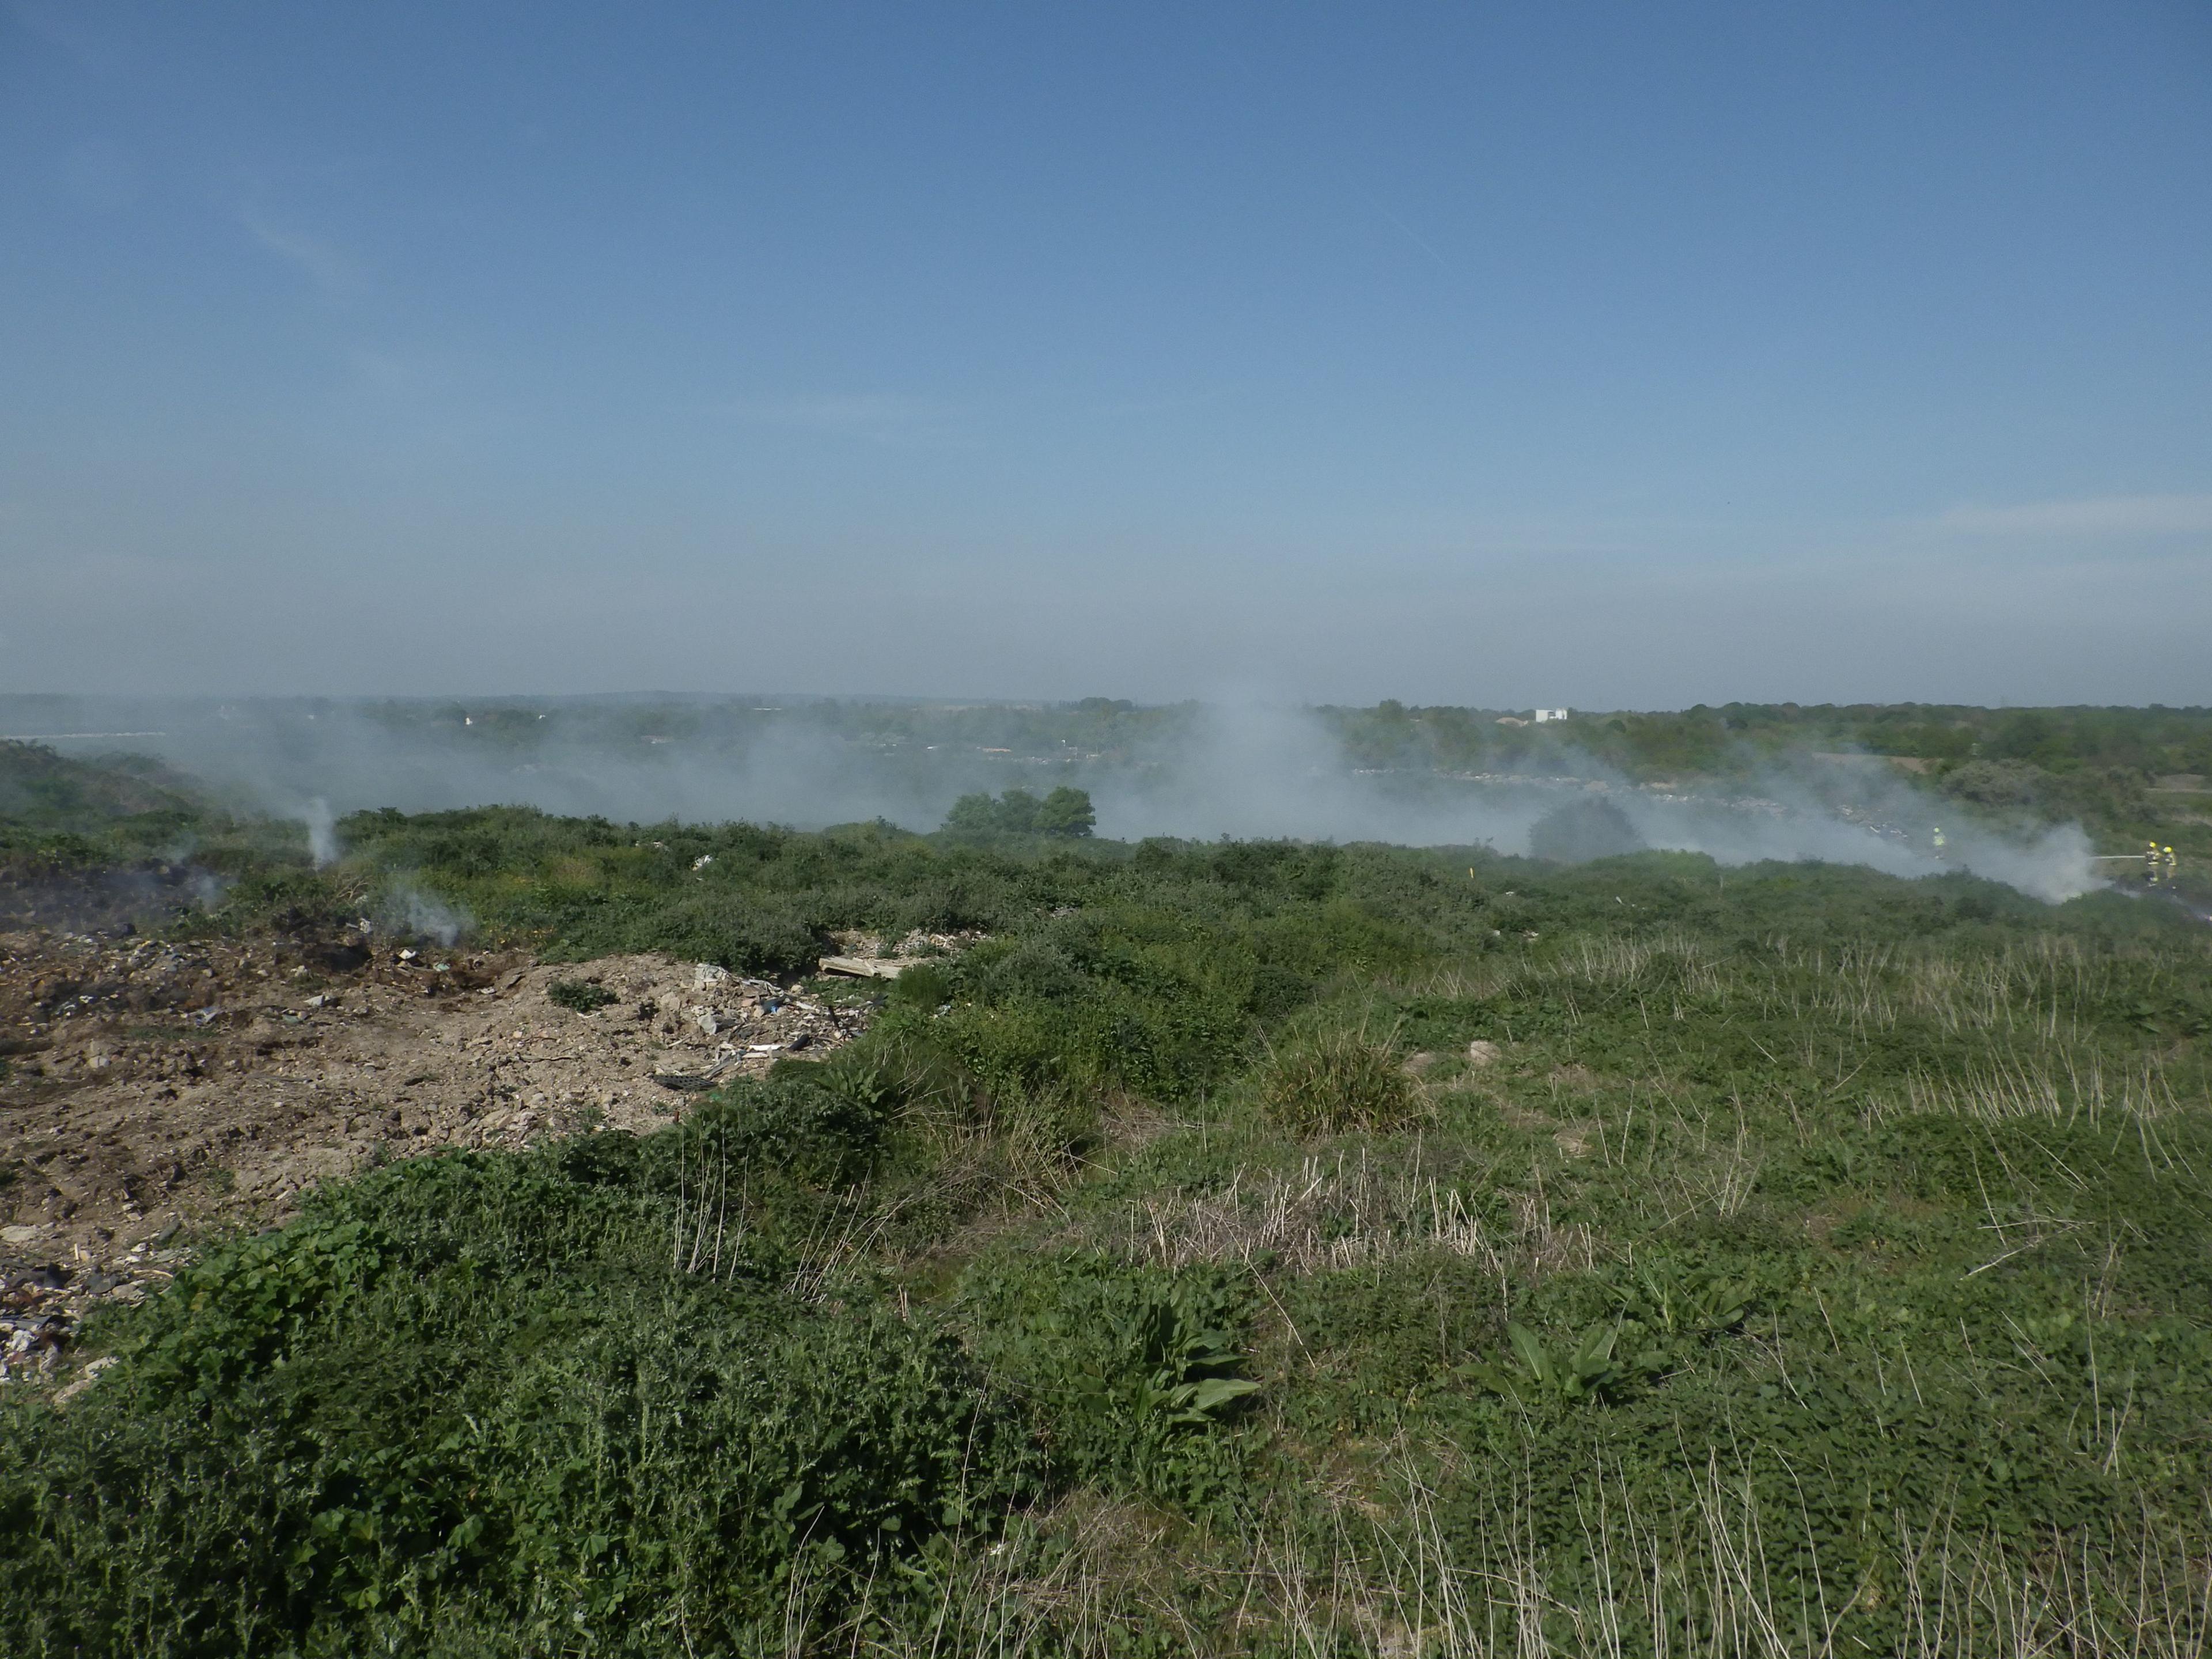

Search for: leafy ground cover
xmin=4 ymin=770 xmax=2212 ymax=1653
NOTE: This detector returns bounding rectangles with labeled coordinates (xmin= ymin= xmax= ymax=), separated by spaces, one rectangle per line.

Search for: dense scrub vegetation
xmin=1326 ymin=698 xmax=2212 ymax=782
xmin=5 ymin=736 xmax=2212 ymax=1653
xmin=0 ymin=741 xmax=219 ymax=861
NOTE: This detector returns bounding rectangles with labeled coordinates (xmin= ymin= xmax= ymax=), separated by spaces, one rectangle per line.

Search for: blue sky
xmin=3 ymin=1 xmax=2207 ymax=705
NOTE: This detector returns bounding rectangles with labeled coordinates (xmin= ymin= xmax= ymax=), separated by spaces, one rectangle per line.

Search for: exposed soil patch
xmin=0 ymin=925 xmax=874 ymax=1377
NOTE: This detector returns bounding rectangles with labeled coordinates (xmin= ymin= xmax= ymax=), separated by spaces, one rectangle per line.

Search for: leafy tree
xmin=1993 ymin=710 xmax=2059 ymax=764
xmin=941 ymin=792 xmax=1003 ymax=836
xmin=1036 ymin=786 xmax=1096 ymax=838
xmin=1528 ymin=796 xmax=1644 ymax=863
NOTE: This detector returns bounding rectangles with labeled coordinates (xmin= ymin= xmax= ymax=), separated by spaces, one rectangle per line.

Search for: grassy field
xmin=3 ymin=738 xmax=2211 ymax=1655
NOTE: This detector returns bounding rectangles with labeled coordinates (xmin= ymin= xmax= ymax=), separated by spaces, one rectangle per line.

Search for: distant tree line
xmin=1320 ymin=700 xmax=2212 ymax=783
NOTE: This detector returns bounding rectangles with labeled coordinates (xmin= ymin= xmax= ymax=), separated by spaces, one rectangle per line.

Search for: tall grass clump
xmin=1255 ymin=1019 xmax=1421 ymax=1136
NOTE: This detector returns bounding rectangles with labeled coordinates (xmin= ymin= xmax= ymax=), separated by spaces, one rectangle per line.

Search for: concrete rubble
xmin=818 ymin=956 xmax=908 ymax=979
xmin=817 ymin=927 xmax=979 ymax=981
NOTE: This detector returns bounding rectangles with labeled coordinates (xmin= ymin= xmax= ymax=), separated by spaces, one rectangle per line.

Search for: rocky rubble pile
xmin=1 ymin=929 xmax=896 ymax=1324
xmin=586 ymin=960 xmax=873 ymax=1087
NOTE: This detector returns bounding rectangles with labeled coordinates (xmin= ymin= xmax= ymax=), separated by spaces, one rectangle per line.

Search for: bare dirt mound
xmin=1 ymin=927 xmax=872 ymax=1380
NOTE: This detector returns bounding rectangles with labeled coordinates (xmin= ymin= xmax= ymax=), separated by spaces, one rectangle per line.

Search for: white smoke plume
xmin=381 ymin=880 xmax=471 ymax=948
xmin=303 ymin=797 xmax=338 ymax=866
xmin=2 ymin=694 xmax=2110 ymax=904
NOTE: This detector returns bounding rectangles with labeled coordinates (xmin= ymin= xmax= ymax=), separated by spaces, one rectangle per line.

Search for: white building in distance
xmin=1533 ymin=708 xmax=1570 ymax=723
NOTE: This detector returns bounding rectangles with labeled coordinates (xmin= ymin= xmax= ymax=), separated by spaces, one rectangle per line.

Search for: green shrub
xmin=649 ymin=891 xmax=821 ymax=976
xmin=680 ymin=1070 xmax=891 ymax=1190
xmin=1528 ymin=796 xmax=1645 ymax=862
xmin=885 ymin=959 xmax=953 ymax=1009
xmin=546 ymin=976 xmax=618 ymax=1012
xmin=958 ymin=1256 xmax=1257 ymax=1511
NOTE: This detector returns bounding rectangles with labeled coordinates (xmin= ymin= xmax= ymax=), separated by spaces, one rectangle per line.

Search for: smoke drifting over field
xmin=1112 ymin=703 xmax=2102 ymax=902
xmin=1 ymin=695 xmax=2104 ymax=903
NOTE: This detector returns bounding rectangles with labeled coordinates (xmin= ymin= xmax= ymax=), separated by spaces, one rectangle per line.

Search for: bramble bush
xmin=0 ymin=1149 xmax=1043 ymax=1656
